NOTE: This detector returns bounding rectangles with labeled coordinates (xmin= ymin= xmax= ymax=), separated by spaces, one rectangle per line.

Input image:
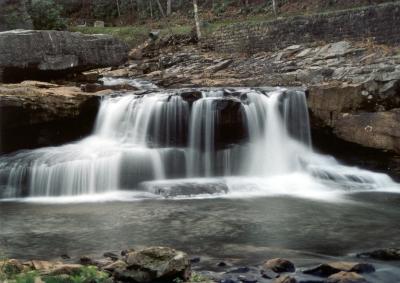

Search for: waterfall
xmin=0 ymin=86 xmax=397 ymax=199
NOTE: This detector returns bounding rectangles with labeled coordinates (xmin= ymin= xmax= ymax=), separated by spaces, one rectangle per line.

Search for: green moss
xmin=14 ymin=271 xmax=40 ymax=283
xmin=70 ymin=24 xmax=192 ymax=47
xmin=189 ymin=272 xmax=213 ymax=283
xmin=1 ymin=265 xmax=109 ymax=283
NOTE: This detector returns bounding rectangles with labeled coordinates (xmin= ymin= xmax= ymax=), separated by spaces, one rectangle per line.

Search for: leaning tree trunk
xmin=156 ymin=0 xmax=166 ymax=17
xmin=193 ymin=0 xmax=201 ymax=41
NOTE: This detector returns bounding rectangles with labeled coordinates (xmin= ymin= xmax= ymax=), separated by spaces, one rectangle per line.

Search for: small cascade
xmin=0 ymin=84 xmax=397 ymax=199
xmin=282 ymin=90 xmax=312 ymax=147
xmin=187 ymin=98 xmax=218 ymax=177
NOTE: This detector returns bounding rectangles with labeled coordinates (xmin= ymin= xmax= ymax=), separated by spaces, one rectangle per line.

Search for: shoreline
xmin=1 ymin=246 xmax=399 ymax=283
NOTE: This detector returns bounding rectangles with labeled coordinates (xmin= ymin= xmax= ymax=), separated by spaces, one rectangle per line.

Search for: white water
xmin=0 ymin=85 xmax=398 ymax=200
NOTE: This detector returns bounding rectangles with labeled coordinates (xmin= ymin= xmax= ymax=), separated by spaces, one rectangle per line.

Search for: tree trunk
xmin=116 ymin=0 xmax=121 ymax=17
xmin=129 ymin=0 xmax=134 ymax=21
xmin=156 ymin=0 xmax=166 ymax=18
xmin=272 ymin=0 xmax=277 ymax=18
xmin=193 ymin=0 xmax=201 ymax=41
xmin=149 ymin=0 xmax=153 ymax=18
xmin=167 ymin=0 xmax=172 ymax=16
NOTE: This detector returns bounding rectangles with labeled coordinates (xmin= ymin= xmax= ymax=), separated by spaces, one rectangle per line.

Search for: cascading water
xmin=0 ymin=84 xmax=397 ymax=200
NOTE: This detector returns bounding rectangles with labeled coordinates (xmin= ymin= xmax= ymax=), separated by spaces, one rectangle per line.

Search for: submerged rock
xmin=139 ymin=180 xmax=228 ymax=198
xmin=261 ymin=268 xmax=279 ymax=279
xmin=114 ymin=247 xmax=191 ymax=283
xmin=302 ymin=262 xmax=374 ymax=277
xmin=303 ymin=264 xmax=340 ymax=277
xmin=0 ymin=30 xmax=128 ymax=82
xmin=357 ymin=248 xmax=400 ymax=260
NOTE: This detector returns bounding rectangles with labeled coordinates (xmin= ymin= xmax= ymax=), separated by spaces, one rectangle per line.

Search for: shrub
xmin=29 ymin=0 xmax=66 ymax=30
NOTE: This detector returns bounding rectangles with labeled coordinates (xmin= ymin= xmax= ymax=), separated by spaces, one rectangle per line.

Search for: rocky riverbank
xmin=1 ymin=246 xmax=399 ymax=283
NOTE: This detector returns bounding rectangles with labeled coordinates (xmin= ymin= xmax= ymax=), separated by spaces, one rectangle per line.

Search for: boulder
xmin=334 ymin=110 xmax=400 ymax=153
xmin=205 ymin=59 xmax=233 ymax=74
xmin=303 ymin=262 xmax=374 ymax=277
xmin=31 ymin=260 xmax=59 ymax=271
xmin=263 ymin=258 xmax=295 ymax=273
xmin=0 ymin=259 xmax=25 ymax=275
xmin=303 ymin=264 xmax=340 ymax=277
xmin=273 ymin=275 xmax=297 ymax=283
xmin=114 ymin=247 xmax=191 ymax=283
xmin=357 ymin=248 xmax=400 ymax=260
xmin=308 ymin=84 xmax=367 ymax=128
xmin=80 ymin=83 xmax=138 ymax=93
xmin=327 ymin=262 xmax=374 ymax=274
xmin=103 ymin=252 xmax=119 ymax=261
xmin=139 ymin=180 xmax=228 ymax=198
xmin=80 ymin=256 xmax=94 ymax=265
xmin=179 ymin=90 xmax=203 ymax=104
xmin=48 ymin=264 xmax=83 ymax=276
xmin=102 ymin=260 xmax=128 ymax=272
xmin=0 ymin=30 xmax=129 ymax=82
xmin=0 ymin=81 xmax=102 ymax=153
xmin=326 ymin=271 xmax=366 ymax=283
xmin=317 ymin=41 xmax=353 ymax=59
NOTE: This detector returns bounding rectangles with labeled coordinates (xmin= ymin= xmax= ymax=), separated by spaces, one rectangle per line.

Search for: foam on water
xmin=0 ymin=82 xmax=398 ymax=201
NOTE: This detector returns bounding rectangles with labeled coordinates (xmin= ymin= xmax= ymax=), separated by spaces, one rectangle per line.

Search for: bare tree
xmin=167 ymin=0 xmax=172 ymax=16
xmin=149 ymin=0 xmax=153 ymax=18
xmin=193 ymin=0 xmax=201 ymax=41
xmin=116 ymin=0 xmax=121 ymax=17
xmin=272 ymin=0 xmax=277 ymax=18
xmin=156 ymin=0 xmax=166 ymax=17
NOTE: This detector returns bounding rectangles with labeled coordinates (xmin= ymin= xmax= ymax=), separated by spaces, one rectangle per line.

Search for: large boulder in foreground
xmin=0 ymin=30 xmax=129 ymax=82
xmin=115 ymin=247 xmax=191 ymax=283
xmin=0 ymin=81 xmax=103 ymax=154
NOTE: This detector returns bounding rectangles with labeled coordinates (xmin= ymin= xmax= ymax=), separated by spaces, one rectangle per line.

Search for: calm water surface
xmin=1 ymin=192 xmax=400 ymax=264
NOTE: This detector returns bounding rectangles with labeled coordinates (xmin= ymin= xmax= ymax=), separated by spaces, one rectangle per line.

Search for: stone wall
xmin=206 ymin=2 xmax=400 ymax=53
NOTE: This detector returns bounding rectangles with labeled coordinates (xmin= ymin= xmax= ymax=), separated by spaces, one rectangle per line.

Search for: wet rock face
xmin=213 ymin=98 xmax=248 ymax=149
xmin=0 ymin=30 xmax=129 ymax=83
xmin=334 ymin=110 xmax=400 ymax=153
xmin=308 ymin=82 xmax=400 ymax=154
xmin=0 ymin=81 xmax=101 ymax=154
